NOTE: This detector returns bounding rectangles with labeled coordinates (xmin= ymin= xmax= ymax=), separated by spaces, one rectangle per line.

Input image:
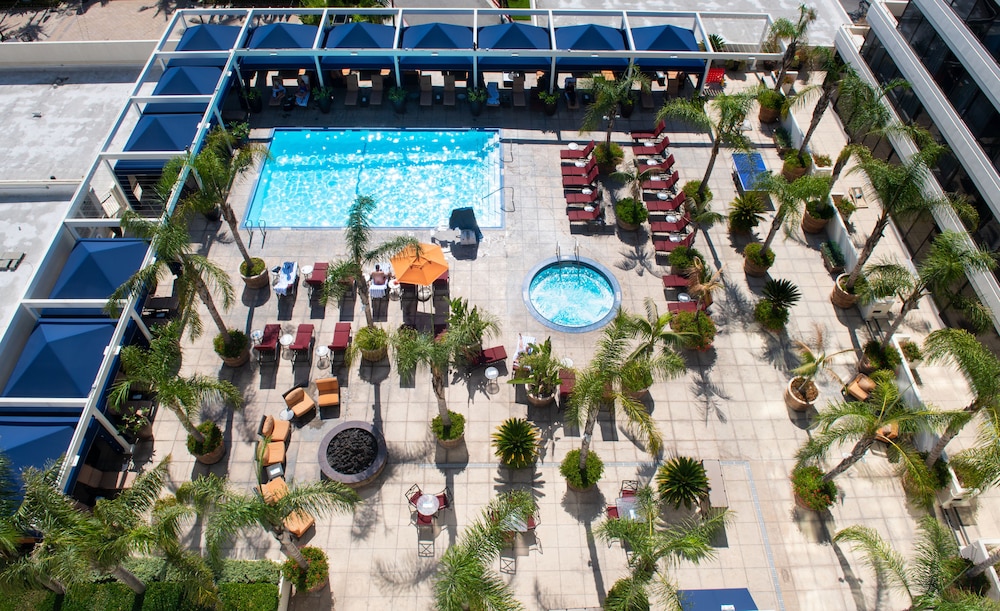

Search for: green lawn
xmin=507 ymin=0 xmax=531 ymax=20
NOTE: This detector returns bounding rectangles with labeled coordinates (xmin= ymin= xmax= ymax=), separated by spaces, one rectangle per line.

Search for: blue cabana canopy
xmin=171 ymin=24 xmax=241 ymax=66
xmin=400 ymin=23 xmax=473 ymax=71
xmin=555 ymin=24 xmax=629 ymax=70
xmin=243 ymin=23 xmax=319 ymax=69
xmin=147 ymin=66 xmax=225 ymax=114
xmin=0 ymin=415 xmax=81 ymax=491
xmin=2 ymin=319 xmax=118 ymax=399
xmin=679 ymin=588 xmax=758 ymax=611
xmin=477 ymin=22 xmax=551 ymax=70
xmin=49 ymin=239 xmax=149 ymax=301
xmin=631 ymin=25 xmax=705 ymax=71
xmin=322 ymin=23 xmax=396 ymax=69
xmin=115 ymin=113 xmax=201 ymax=173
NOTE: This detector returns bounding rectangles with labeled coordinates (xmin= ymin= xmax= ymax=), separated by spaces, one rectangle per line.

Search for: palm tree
xmin=595 ymin=485 xmax=731 ymax=610
xmin=860 ymin=232 xmax=997 ymax=349
xmin=447 ymin=297 xmax=501 ymax=363
xmin=391 ymin=328 xmax=462 ymax=430
xmin=185 ymin=126 xmax=268 ymax=276
xmin=795 ymin=375 xmax=956 ymax=487
xmin=628 ymin=298 xmax=688 ymax=360
xmin=687 ymin=259 xmax=725 ymax=311
xmin=767 ymin=4 xmax=817 ymax=92
xmin=657 ymin=92 xmax=756 ymax=202
xmin=682 ymin=190 xmax=726 ymax=245
xmin=321 ymin=195 xmax=419 ymax=327
xmin=110 ymin=320 xmax=242 ymax=449
xmin=789 ymin=324 xmax=852 ymax=401
xmin=176 ymin=473 xmax=359 ymax=570
xmin=656 ymin=457 xmax=710 ymax=510
xmin=611 ymin=159 xmax=657 ymax=203
xmin=755 ymin=172 xmax=831 ymax=253
xmin=581 ymin=68 xmax=652 ymax=155
xmin=835 ymin=516 xmax=1000 ymax=607
xmin=922 ymin=328 xmax=1000 ymax=468
xmin=829 ymin=72 xmax=909 ymax=186
xmin=433 ymin=490 xmax=536 ymax=610
xmin=797 ymin=47 xmax=850 ymax=158
xmin=839 ymin=135 xmax=965 ymax=295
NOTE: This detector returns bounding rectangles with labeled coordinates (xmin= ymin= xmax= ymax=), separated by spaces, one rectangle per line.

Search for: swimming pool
xmin=523 ymin=257 xmax=621 ymax=333
xmin=245 ymin=129 xmax=503 ymax=229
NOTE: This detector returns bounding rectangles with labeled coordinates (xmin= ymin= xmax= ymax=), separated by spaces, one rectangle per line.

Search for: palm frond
xmin=833 ymin=525 xmax=913 ymax=600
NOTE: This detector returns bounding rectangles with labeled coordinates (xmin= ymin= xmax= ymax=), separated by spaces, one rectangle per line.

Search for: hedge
xmin=2 ymin=582 xmax=278 ymax=611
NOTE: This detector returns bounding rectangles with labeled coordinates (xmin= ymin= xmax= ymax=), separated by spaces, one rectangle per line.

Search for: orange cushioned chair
xmin=259 ymin=438 xmax=286 ymax=467
xmin=316 ymin=377 xmax=340 ymax=409
xmin=259 ymin=414 xmax=290 ymax=444
xmin=283 ymin=386 xmax=316 ymax=419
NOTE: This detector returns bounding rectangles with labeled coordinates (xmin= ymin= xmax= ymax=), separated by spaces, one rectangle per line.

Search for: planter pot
xmin=784 ymin=378 xmax=815 ymax=411
xmin=248 ymin=97 xmax=263 ymax=113
xmin=242 ymin=268 xmax=270 ymax=289
xmin=544 ymin=102 xmax=557 ymax=116
xmin=526 ymin=391 xmax=556 ymax=408
xmin=436 ymin=433 xmax=464 ymax=450
xmin=782 ymin=165 xmax=808 ymax=182
xmin=831 ymin=273 xmax=859 ymax=309
xmin=801 ymin=210 xmax=829 ymax=234
xmin=627 ymin=388 xmax=650 ymax=401
xmin=743 ymin=254 xmax=771 ymax=277
xmin=136 ymin=422 xmax=154 ymax=441
xmin=307 ymin=575 xmax=329 ymax=593
xmin=617 ymin=218 xmax=640 ymax=232
xmin=822 ymin=254 xmax=844 ymax=275
xmin=858 ymin=356 xmax=876 ymax=375
xmin=317 ymin=97 xmax=332 ymax=113
xmin=620 ymin=101 xmax=635 ymax=118
xmin=221 ymin=346 xmax=250 ymax=368
xmin=793 ymin=490 xmax=828 ymax=512
xmin=566 ymin=480 xmax=596 ymax=493
xmin=196 ymin=442 xmax=226 ymax=465
xmin=391 ymin=99 xmax=406 ymax=114
xmin=758 ymin=106 xmax=780 ymax=124
xmin=469 ymin=100 xmax=484 ymax=116
xmin=204 ymin=207 xmax=222 ymax=222
xmin=360 ymin=345 xmax=388 ymax=363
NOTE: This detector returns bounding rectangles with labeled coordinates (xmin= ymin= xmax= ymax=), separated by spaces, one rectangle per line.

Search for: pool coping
xmin=521 ymin=255 xmax=622 ymax=334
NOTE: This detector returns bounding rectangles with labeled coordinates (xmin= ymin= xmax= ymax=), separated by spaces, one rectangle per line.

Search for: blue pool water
xmin=245 ymin=129 xmax=502 ymax=229
xmin=524 ymin=258 xmax=621 ymax=333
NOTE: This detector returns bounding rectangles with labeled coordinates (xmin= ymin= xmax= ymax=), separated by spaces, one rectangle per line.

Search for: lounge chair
xmin=328 ymin=322 xmax=352 ymax=353
xmin=260 ymin=477 xmax=288 ymax=503
xmin=316 ymin=377 xmax=340 ymax=409
xmin=77 ymin=464 xmax=134 ymax=490
xmin=471 ymin=345 xmax=507 ymax=368
xmin=486 ymin=82 xmax=500 ymax=107
xmin=305 ymin=262 xmax=328 ymax=298
xmin=259 ymin=438 xmax=286 ymax=467
xmin=273 ymin=261 xmax=298 ymax=298
xmin=640 ymin=86 xmax=654 ymax=109
xmin=568 ymin=206 xmax=602 ymax=223
xmin=282 ymin=386 xmax=316 ymax=419
xmin=259 ymin=478 xmax=315 ymax=538
xmin=653 ymin=232 xmax=695 ymax=254
xmin=443 ymin=74 xmax=456 ymax=107
xmin=561 ymin=158 xmax=596 ymax=176
xmin=344 ymin=73 xmax=359 ymax=106
xmin=667 ymin=301 xmax=698 ymax=313
xmin=642 ymin=172 xmax=679 ymax=192
xmin=294 ymin=73 xmax=311 ymax=107
xmin=370 ymin=74 xmax=384 ymax=106
xmin=254 ymin=324 xmax=282 ymax=363
xmin=646 ymin=191 xmax=685 ymax=212
xmin=420 ymin=74 xmax=433 ymax=107
xmin=433 ymin=270 xmax=449 ymax=297
xmin=662 ymin=274 xmax=691 ymax=289
xmin=259 ymin=414 xmax=290 ymax=444
xmin=566 ymin=189 xmax=600 ymax=205
xmin=513 ymin=334 xmax=536 ymax=373
xmin=269 ymin=75 xmax=286 ymax=107
xmin=289 ymin=324 xmax=314 ymax=362
xmin=558 ymin=369 xmax=575 ymax=403
xmin=560 ymin=140 xmax=595 ymax=160
xmin=563 ymin=166 xmax=599 ymax=187
xmin=632 ymin=119 xmax=665 ymax=141
xmin=632 ymin=138 xmax=671 ymax=157
xmin=511 ymin=74 xmax=526 ymax=107
xmin=650 ymin=215 xmax=690 ymax=234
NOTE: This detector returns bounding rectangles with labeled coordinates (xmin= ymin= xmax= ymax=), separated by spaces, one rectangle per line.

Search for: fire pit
xmin=318 ymin=421 xmax=387 ymax=488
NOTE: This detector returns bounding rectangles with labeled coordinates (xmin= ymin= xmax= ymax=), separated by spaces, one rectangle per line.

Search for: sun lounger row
xmin=650 ymin=213 xmax=690 ymax=234
xmin=646 ymin=190 xmax=685 ymax=212
xmin=654 ymin=231 xmax=695 ymax=254
xmin=642 ymin=172 xmax=679 ymax=193
xmin=560 ymin=140 xmax=595 ymax=160
xmin=254 ymin=322 xmax=353 ymax=364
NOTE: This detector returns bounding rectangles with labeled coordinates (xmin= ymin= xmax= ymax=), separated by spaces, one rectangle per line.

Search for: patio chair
xmin=662 ymin=274 xmax=691 ymax=289
xmin=632 ymin=119 xmax=665 ymax=141
xmin=416 ymin=512 xmax=433 ymax=526
xmin=499 ymin=549 xmax=516 ymax=574
xmin=620 ymin=480 xmax=639 ymax=497
xmin=305 ymin=262 xmax=328 ymax=298
xmin=289 ymin=324 xmax=314 ymax=362
xmin=486 ymin=82 xmax=500 ymax=107
xmin=285 ymin=510 xmax=315 ymax=539
xmin=561 ymin=158 xmax=596 ymax=176
xmin=606 ymin=504 xmax=619 ymax=519
xmin=654 ymin=232 xmax=695 ymax=254
xmin=259 ymin=414 xmax=290 ymax=444
xmin=560 ymin=140 xmax=594 ymax=160
xmin=418 ymin=538 xmax=435 ymax=557
xmin=632 ymin=138 xmax=671 ymax=157
xmin=511 ymin=74 xmax=526 ymax=107
xmin=420 ymin=74 xmax=433 ymax=106
xmin=254 ymin=324 xmax=281 ymax=363
xmin=642 ymin=172 xmax=679 ymax=192
xmin=370 ymin=74 xmax=384 ymax=106
xmin=344 ymin=73 xmax=359 ymax=106
xmin=259 ymin=438 xmax=286 ymax=467
xmin=567 ymin=206 xmax=601 ymax=223
xmin=328 ymin=322 xmax=352 ymax=354
xmin=667 ymin=301 xmax=698 ymax=314
xmin=650 ymin=214 xmax=690 ymax=234
xmin=436 ymin=486 xmax=452 ymax=511
xmin=433 ymin=270 xmax=449 ymax=297
xmin=563 ymin=166 xmax=599 ymax=187
xmin=272 ymin=261 xmax=298 ymax=299
xmin=282 ymin=386 xmax=316 ymax=419
xmin=405 ymin=484 xmax=422 ymax=508
xmin=260 ymin=477 xmax=288 ymax=504
xmin=443 ymin=74 xmax=456 ymax=106
xmin=558 ymin=369 xmax=575 ymax=404
xmin=471 ymin=345 xmax=508 ymax=368
xmin=646 ymin=191 xmax=685 ymax=213
xmin=316 ymin=377 xmax=340 ymax=409
xmin=565 ymin=188 xmax=599 ymax=205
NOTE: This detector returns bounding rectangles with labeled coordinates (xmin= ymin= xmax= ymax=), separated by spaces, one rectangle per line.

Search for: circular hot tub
xmin=318 ymin=421 xmax=387 ymax=488
xmin=523 ymin=257 xmax=621 ymax=333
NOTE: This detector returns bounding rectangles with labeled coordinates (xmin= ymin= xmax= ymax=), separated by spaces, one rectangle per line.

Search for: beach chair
xmin=512 ymin=74 xmax=526 ymax=107
xmin=642 ymin=172 xmax=679 ymax=192
xmin=443 ymin=74 xmax=456 ymax=107
xmin=632 ymin=120 xmax=665 ymax=141
xmin=305 ymin=262 xmax=328 ymax=298
xmin=561 ymin=158 xmax=597 ymax=176
xmin=273 ymin=261 xmax=298 ymax=298
xmin=650 ymin=214 xmax=690 ymax=234
xmin=259 ymin=414 xmax=290 ymax=444
xmin=486 ymin=82 xmax=500 ymax=107
xmin=646 ymin=191 xmax=685 ymax=212
xmin=563 ymin=166 xmax=598 ymax=187
xmin=289 ymin=324 xmax=314 ymax=362
xmin=667 ymin=301 xmax=698 ymax=313
xmin=566 ymin=189 xmax=599 ymax=205
xmin=640 ymin=85 xmax=654 ymax=109
xmin=433 ymin=270 xmax=449 ymax=297
xmin=254 ymin=324 xmax=282 ymax=363
xmin=328 ymin=322 xmax=352 ymax=354
xmin=282 ymin=386 xmax=316 ymax=419
xmin=568 ymin=206 xmax=602 ymax=223
xmin=560 ymin=140 xmax=595 ymax=160
xmin=370 ymin=74 xmax=384 ymax=106
xmin=662 ymin=274 xmax=691 ymax=289
xmin=654 ymin=232 xmax=695 ymax=254
xmin=316 ymin=377 xmax=340 ymax=409
xmin=632 ymin=138 xmax=671 ymax=157
xmin=471 ymin=345 xmax=507 ymax=368
xmin=344 ymin=73 xmax=359 ymax=106
xmin=513 ymin=334 xmax=536 ymax=373
xmin=259 ymin=438 xmax=285 ymax=467
xmin=420 ymin=74 xmax=433 ymax=106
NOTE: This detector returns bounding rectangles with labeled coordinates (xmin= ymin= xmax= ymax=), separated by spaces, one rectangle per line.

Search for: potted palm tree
xmin=508 ymin=337 xmax=562 ymax=407
xmin=389 ymin=86 xmax=407 ymax=114
xmin=727 ymin=193 xmax=766 ymax=234
xmin=538 ymin=90 xmax=559 ymax=116
xmin=312 ymin=86 xmax=334 ymax=113
xmin=801 ymin=196 xmax=836 ymax=233
xmin=448 ymin=298 xmax=501 ymax=364
xmin=214 ymin=328 xmax=250 ymax=368
xmin=351 ymin=325 xmax=389 ymax=363
xmin=492 ymin=418 xmax=540 ymax=469
xmin=656 ymin=456 xmax=710 ymax=510
xmin=669 ymin=310 xmax=716 ymax=351
xmin=244 ymin=88 xmax=263 ymax=113
xmin=582 ymin=69 xmax=651 ymax=173
xmin=468 ymin=87 xmax=487 ymax=116
xmin=613 ymin=197 xmax=648 ymax=231
xmin=785 ymin=325 xmax=852 ymax=411
xmin=753 ymin=278 xmax=802 ymax=332
xmin=757 ymin=87 xmax=785 ymax=124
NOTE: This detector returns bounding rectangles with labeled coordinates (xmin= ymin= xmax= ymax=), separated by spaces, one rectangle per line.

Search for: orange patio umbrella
xmin=390 ymin=243 xmax=448 ymax=286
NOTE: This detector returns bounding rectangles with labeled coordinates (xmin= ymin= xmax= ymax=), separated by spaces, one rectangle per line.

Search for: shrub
xmin=605 ymin=578 xmax=650 ymax=611
xmin=863 ymin=340 xmax=902 ymax=371
xmin=467 ymin=87 xmax=488 ymax=103
xmin=282 ymin=547 xmax=328 ymax=593
xmin=218 ymin=559 xmax=282 ymax=584
xmin=239 ymin=257 xmax=266 ymax=277
xmin=219 ymin=583 xmax=279 ymax=611
xmin=667 ymin=245 xmax=704 ymax=273
xmin=187 ymin=420 xmax=223 ymax=456
xmin=614 ymin=198 xmax=648 ymax=225
xmin=669 ymin=310 xmax=716 ymax=351
xmin=791 ymin=465 xmax=838 ymax=511
xmin=0 ymin=590 xmax=53 ymax=611
xmin=59 ymin=583 xmax=133 ymax=611
xmin=774 ymin=126 xmax=792 ymax=151
xmin=754 ymin=300 xmax=790 ymax=331
xmin=355 ymin=325 xmax=389 ymax=351
xmin=757 ymin=87 xmax=785 ymax=111
xmin=682 ymin=180 xmax=713 ymax=204
xmin=594 ymin=142 xmax=624 ymax=171
xmin=821 ymin=241 xmax=845 ymax=268
xmin=754 ymin=278 xmax=802 ymax=330
xmin=813 ymin=153 xmax=832 ymax=167
xmin=431 ymin=410 xmax=465 ymax=441
xmin=728 ymin=193 xmax=766 ymax=233
xmin=213 ymin=329 xmax=248 ymax=359
xmin=141 ymin=582 xmax=193 ymax=610
xmin=492 ymin=418 xmax=540 ymax=468
xmin=743 ymin=242 xmax=775 ymax=267
xmin=805 ymin=198 xmax=835 ymax=220
xmin=783 ymin=150 xmax=811 ymax=171
xmin=656 ymin=456 xmax=709 ymax=509
xmin=538 ymin=90 xmax=559 ymax=105
xmin=835 ymin=195 xmax=857 ymax=220
xmin=388 ymin=86 xmax=407 ymax=103
xmin=560 ymin=449 xmax=604 ymax=489
xmin=900 ymin=340 xmax=923 ymax=364
xmin=121 ymin=556 xmax=168 ymax=583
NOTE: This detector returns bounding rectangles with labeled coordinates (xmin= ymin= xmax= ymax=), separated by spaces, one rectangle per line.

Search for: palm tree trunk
xmin=275 ymin=528 xmax=308 ymax=570
xmin=829 ymin=146 xmax=852 ymax=188
xmin=40 ymin=575 xmax=66 ymax=595
xmin=432 ymin=365 xmax=451 ymax=427
xmin=924 ymin=402 xmax=977 ymax=468
xmin=358 ymin=282 xmax=374 ymax=328
xmin=762 ymin=212 xmax=784 ymax=252
xmin=222 ymin=204 xmax=253 ymax=269
xmin=170 ymin=402 xmax=204 ymax=443
xmin=798 ymin=90 xmax=832 ymax=158
xmin=822 ymin=437 xmax=875 ymax=482
xmin=112 ymin=565 xmax=147 ymax=595
xmin=881 ymin=290 xmax=922 ymax=350
xmin=605 ymin=117 xmax=616 ymax=150
xmin=194 ymin=276 xmax=230 ymax=342
xmin=578 ymin=409 xmax=598 ymax=472
xmin=698 ymin=139 xmax=722 ymax=201
xmin=774 ymin=43 xmax=797 ymax=93
xmin=970 ymin=545 xmax=1000 ymax=577
xmin=844 ymin=213 xmax=890 ymax=291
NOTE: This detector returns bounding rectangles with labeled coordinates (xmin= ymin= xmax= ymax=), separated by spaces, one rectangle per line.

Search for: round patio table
xmin=416 ymin=494 xmax=440 ymax=516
